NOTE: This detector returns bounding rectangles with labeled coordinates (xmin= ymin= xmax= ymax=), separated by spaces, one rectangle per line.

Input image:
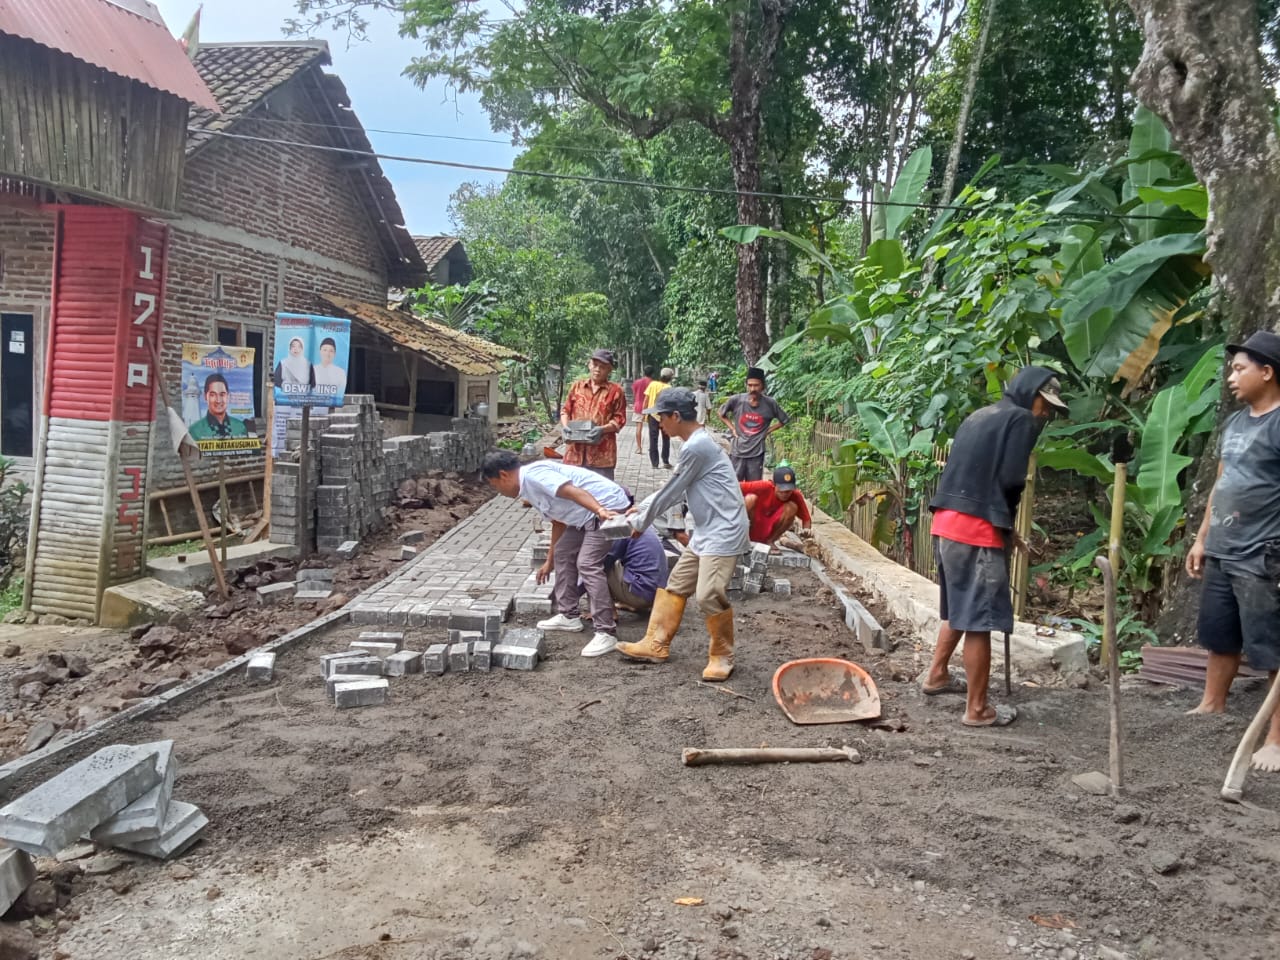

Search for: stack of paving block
xmin=733 ymin=542 xmax=804 ymax=596
xmin=268 ymin=461 xmax=313 ymax=552
xmin=428 ymin=621 xmax=543 ymax=674
xmin=741 ymin=542 xmax=773 ymax=595
xmin=513 ymin=568 xmax=553 ymax=615
xmin=319 ymin=630 xmax=419 ymax=708
xmin=0 ymin=741 xmax=207 ymax=892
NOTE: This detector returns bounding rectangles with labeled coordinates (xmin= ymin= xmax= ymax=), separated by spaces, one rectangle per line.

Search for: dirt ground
xmin=0 ymin=475 xmax=494 ymax=761
xmin=3 ymin=565 xmax=1273 ymax=960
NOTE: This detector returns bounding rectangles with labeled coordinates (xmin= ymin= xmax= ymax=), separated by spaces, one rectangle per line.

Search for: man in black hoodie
xmin=921 ymin=366 xmax=1067 ymax=726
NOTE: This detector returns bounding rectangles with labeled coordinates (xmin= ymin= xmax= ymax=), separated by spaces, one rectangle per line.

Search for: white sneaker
xmin=580 ymin=632 xmax=618 ymax=658
xmin=537 ymin=613 xmax=584 ymax=632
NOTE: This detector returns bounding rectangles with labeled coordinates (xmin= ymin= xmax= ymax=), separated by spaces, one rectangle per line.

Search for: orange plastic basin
xmin=772 ymin=658 xmax=882 ymax=725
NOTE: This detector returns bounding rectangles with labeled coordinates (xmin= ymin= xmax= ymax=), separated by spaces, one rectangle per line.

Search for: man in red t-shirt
xmin=631 ymin=366 xmax=653 ymax=454
xmin=740 ymin=465 xmax=811 ymax=547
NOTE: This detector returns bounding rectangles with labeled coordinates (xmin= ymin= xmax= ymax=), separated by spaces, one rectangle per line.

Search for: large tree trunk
xmin=1126 ymin=0 xmax=1280 ymax=641
xmin=939 ymin=0 xmax=999 ymax=207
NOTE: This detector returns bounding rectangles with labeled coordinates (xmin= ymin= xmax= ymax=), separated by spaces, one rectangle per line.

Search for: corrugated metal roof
xmin=321 ymin=294 xmax=524 ymax=376
xmin=0 ymin=0 xmax=219 ymax=110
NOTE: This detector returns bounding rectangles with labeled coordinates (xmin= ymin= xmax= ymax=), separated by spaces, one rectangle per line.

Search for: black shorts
xmin=1197 ymin=553 xmax=1280 ymax=671
xmin=731 ymin=454 xmax=764 ymax=482
xmin=934 ymin=536 xmax=1013 ymax=634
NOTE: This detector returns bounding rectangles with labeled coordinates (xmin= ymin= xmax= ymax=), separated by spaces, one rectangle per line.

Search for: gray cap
xmin=642 ymin=386 xmax=696 ymax=419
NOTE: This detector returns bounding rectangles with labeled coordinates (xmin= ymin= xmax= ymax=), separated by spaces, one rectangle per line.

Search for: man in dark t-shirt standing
xmin=1185 ymin=331 xmax=1280 ymax=775
xmin=717 ymin=367 xmax=788 ymax=481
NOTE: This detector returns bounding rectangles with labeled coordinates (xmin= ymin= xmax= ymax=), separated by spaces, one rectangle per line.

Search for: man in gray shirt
xmin=618 ymin=387 xmax=750 ymax=681
xmin=717 ymin=366 xmax=789 ymax=481
xmin=1185 ymin=331 xmax=1280 ymax=775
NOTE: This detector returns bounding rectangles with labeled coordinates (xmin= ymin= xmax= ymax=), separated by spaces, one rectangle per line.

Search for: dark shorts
xmin=934 ymin=536 xmax=1013 ymax=634
xmin=731 ymin=454 xmax=764 ymax=482
xmin=1197 ymin=553 xmax=1280 ymax=671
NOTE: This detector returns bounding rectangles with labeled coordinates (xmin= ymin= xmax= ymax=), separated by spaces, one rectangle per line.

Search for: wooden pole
xmin=298 ymin=405 xmax=312 ymax=559
xmin=1011 ymin=453 xmax=1037 ymax=620
xmin=1094 ymin=555 xmax=1124 ymax=796
xmin=246 ymin=390 xmax=274 ymax=544
xmin=218 ymin=460 xmax=229 ymax=566
xmin=1102 ymin=461 xmax=1127 ymax=666
xmin=147 ymin=339 xmax=228 ymax=598
xmin=681 ymin=746 xmax=861 ymax=767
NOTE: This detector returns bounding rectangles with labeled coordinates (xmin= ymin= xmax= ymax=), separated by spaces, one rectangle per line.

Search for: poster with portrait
xmin=272 ymin=313 xmax=351 ymax=407
xmin=180 ymin=344 xmax=262 ymax=456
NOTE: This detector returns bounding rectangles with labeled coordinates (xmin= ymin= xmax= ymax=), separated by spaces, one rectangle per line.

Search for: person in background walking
xmin=707 ymin=370 xmax=718 ymax=395
xmin=718 ymin=367 xmax=788 ymax=481
xmin=482 ymin=451 xmax=629 ymax=658
xmin=693 ymin=380 xmax=711 ymax=425
xmin=617 ymin=387 xmax=750 ymax=680
xmin=921 ymin=366 xmax=1067 ymax=728
xmin=1184 ymin=331 xmax=1280 ymax=775
xmin=631 ymin=365 xmax=654 ymax=454
xmin=643 ymin=367 xmax=675 ymax=469
xmin=561 ymin=348 xmax=626 ymax=481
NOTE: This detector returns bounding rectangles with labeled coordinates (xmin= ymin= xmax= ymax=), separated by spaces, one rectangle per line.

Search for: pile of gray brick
xmin=0 ymin=740 xmax=207 ymax=906
xmin=731 ymin=542 xmax=808 ymax=597
xmin=270 ymin=394 xmax=493 ymax=554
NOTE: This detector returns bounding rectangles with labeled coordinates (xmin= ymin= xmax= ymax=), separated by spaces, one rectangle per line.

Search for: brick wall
xmin=154 ymin=69 xmax=392 ymax=511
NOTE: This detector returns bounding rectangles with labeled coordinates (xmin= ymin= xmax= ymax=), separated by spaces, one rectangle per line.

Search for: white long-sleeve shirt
xmin=633 ymin=428 xmax=749 ymax=556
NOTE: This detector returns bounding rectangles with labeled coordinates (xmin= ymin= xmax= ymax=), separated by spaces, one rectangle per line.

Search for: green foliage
xmin=0 ymin=458 xmax=28 ymax=592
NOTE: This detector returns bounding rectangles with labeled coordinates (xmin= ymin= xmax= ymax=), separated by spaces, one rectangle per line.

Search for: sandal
xmin=920 ymin=672 xmax=968 ymax=697
xmin=961 ymin=704 xmax=1018 ymax=727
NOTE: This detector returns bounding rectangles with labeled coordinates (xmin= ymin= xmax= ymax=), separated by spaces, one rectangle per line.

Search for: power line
xmin=189 ymin=127 xmax=1206 ymax=224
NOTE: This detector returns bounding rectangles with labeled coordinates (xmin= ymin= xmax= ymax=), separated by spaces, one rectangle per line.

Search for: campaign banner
xmin=180 ymin=344 xmax=262 ymax=456
xmin=273 ymin=313 xmax=351 ymax=407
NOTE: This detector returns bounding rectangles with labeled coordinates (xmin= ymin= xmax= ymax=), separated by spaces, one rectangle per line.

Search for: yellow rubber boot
xmin=616 ymin=589 xmax=687 ymax=663
xmin=702 ymin=608 xmax=735 ymax=681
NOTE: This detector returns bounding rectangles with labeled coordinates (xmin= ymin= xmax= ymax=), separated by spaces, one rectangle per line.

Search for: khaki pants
xmin=666 ymin=550 xmax=737 ymax=617
xmin=607 ymin=563 xmax=653 ymax=612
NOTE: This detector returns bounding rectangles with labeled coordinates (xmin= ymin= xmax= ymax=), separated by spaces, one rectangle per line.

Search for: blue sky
xmin=152 ymin=0 xmax=517 ymax=235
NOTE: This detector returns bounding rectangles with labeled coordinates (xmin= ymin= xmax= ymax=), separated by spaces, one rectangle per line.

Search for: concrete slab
xmin=334 ymin=678 xmax=389 ymax=708
xmin=99 ymin=580 xmax=205 ymax=630
xmin=114 ymin=801 xmax=208 ymax=859
xmin=0 ymin=744 xmax=160 ymax=855
xmin=90 ymin=741 xmax=176 ymax=845
xmin=295 ymin=589 xmax=333 ymax=602
xmin=0 ymin=847 xmax=34 ymax=915
xmin=256 ymin=582 xmax=295 ymax=606
xmin=148 ymin=541 xmax=294 ymax=590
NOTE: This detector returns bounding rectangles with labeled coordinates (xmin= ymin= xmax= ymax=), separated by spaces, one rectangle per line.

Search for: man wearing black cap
xmin=740 ymin=464 xmax=813 ymax=548
xmin=717 ymin=367 xmax=789 ymax=481
xmin=1185 ymin=331 xmax=1280 ymax=775
xmin=561 ymin=348 xmax=627 ymax=480
xmin=617 ymin=387 xmax=751 ymax=681
xmin=921 ymin=366 xmax=1067 ymax=728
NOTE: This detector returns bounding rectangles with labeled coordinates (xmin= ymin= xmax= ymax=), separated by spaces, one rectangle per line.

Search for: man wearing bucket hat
xmin=1185 ymin=331 xmax=1280 ymax=775
xmin=740 ymin=463 xmax=813 ymax=549
xmin=561 ymin=348 xmax=627 ymax=481
xmin=718 ymin=367 xmax=789 ymax=481
xmin=617 ymin=387 xmax=750 ymax=681
xmin=921 ymin=366 xmax=1067 ymax=728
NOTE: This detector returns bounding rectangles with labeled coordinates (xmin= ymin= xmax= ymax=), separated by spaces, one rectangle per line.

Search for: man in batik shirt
xmin=561 ymin=348 xmax=627 ymax=480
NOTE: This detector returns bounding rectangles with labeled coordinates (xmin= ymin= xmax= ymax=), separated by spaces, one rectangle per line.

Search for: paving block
xmin=0 ymin=847 xmax=35 ymax=915
xmin=348 ymin=641 xmax=398 ymax=659
xmin=334 ymin=678 xmax=389 ymax=708
xmin=599 ymin=515 xmax=633 ymax=540
xmin=502 ymin=627 xmax=546 ymax=656
xmin=749 ymin=543 xmax=771 ymax=572
xmin=297 ymin=568 xmax=335 ymax=583
xmin=471 ymin=640 xmax=493 ymax=672
xmin=398 ymin=530 xmax=426 ymax=545
xmin=423 ymin=644 xmax=448 ymax=675
xmin=331 ymin=656 xmax=384 ymax=678
xmin=493 ymin=644 xmax=537 ymax=671
xmin=384 ymin=650 xmax=423 ymax=676
xmin=476 ymin=607 xmax=503 ymax=640
xmin=295 ymin=588 xmax=333 ymax=602
xmin=357 ymin=631 xmax=404 ymax=650
xmin=319 ymin=652 xmax=360 ymax=679
xmin=448 ymin=628 xmax=483 ymax=646
xmin=0 ymin=744 xmax=161 ymax=856
xmin=448 ymin=642 xmax=471 ymax=672
xmin=245 ymin=652 xmax=276 ymax=682
xmin=400 ymin=546 xmax=418 ymax=561
xmin=448 ymin=610 xmax=487 ymax=632
xmin=772 ymin=578 xmax=792 ymax=596
xmin=113 ymin=801 xmax=209 ymax=860
xmin=256 ymin=582 xmax=295 ymax=606
xmin=91 ymin=741 xmax=177 ymax=845
xmin=743 ymin=578 xmax=763 ymax=596
xmin=336 ymin=540 xmax=359 ymax=560
xmin=514 ymin=595 xmax=553 ymax=615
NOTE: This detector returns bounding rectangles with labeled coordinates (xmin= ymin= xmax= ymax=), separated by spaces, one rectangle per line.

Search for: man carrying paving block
xmin=482 ymin=451 xmax=630 ymax=658
xmin=617 ymin=387 xmax=750 ymax=680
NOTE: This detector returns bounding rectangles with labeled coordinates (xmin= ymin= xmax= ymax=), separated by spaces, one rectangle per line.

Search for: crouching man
xmin=741 ymin=464 xmax=812 ymax=549
xmin=481 ymin=451 xmax=630 ymax=658
xmin=604 ymin=527 xmax=669 ymax=613
xmin=617 ymin=387 xmax=750 ymax=680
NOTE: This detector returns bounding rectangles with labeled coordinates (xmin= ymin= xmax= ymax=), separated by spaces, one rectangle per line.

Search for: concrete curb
xmin=809 ymin=559 xmax=889 ymax=651
xmin=808 ymin=507 xmax=1088 ymax=676
xmin=0 ymin=607 xmax=350 ymax=796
